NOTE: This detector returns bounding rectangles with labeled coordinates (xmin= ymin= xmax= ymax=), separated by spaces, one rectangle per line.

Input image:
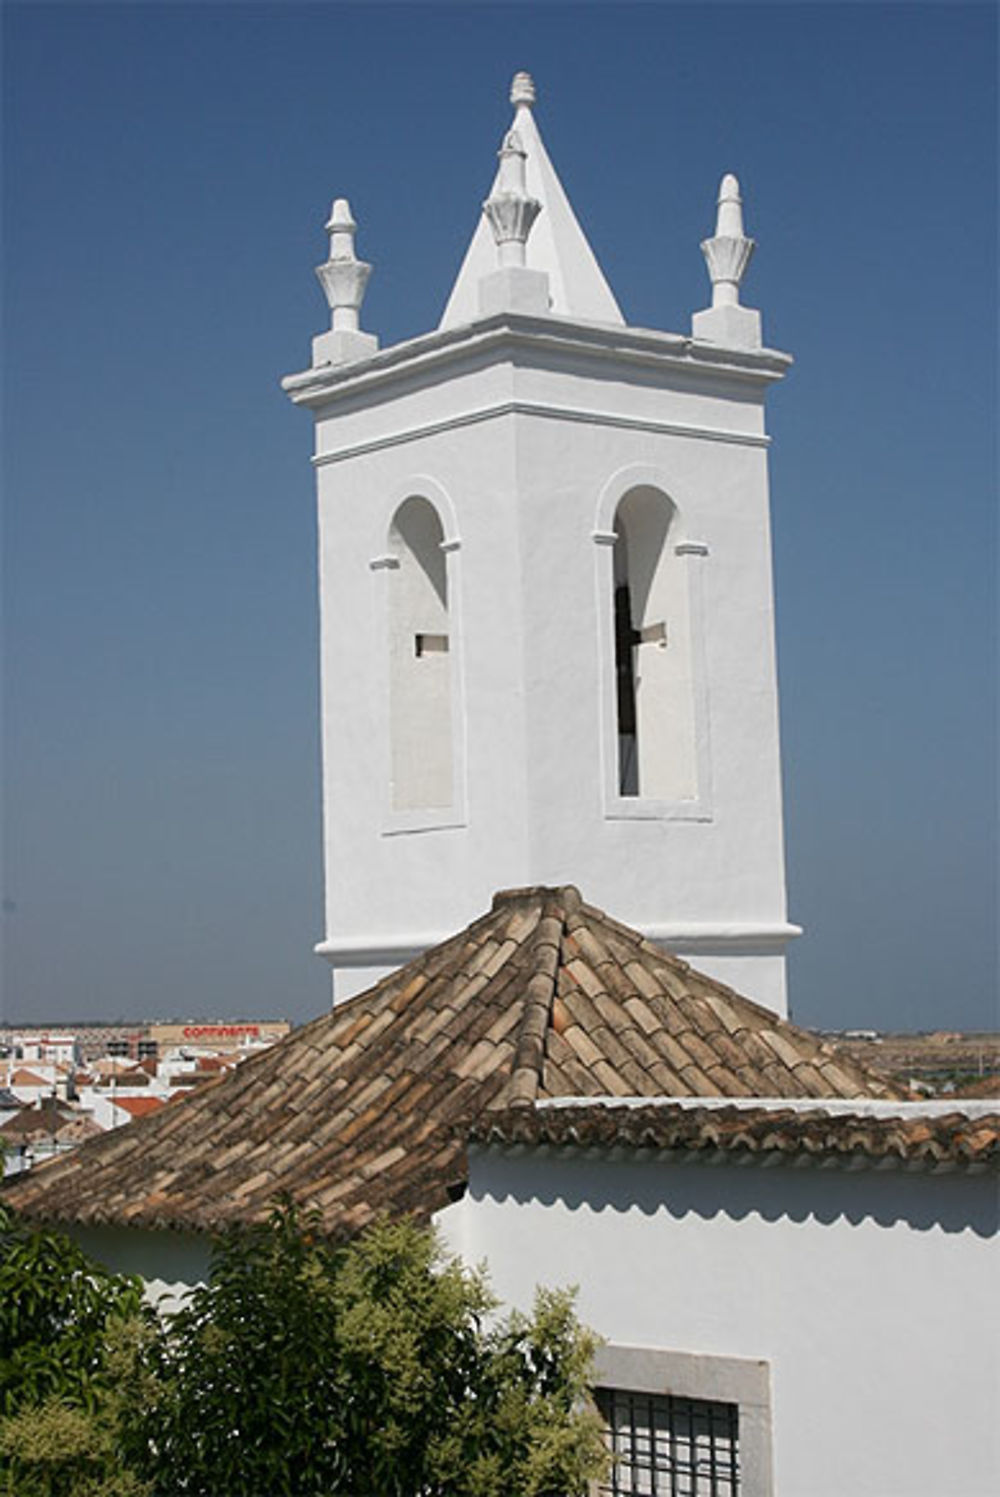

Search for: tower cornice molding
xmin=283 ymin=312 xmax=792 ymax=412
xmin=315 ymin=921 xmax=802 ymax=970
xmin=310 ymin=398 xmax=772 ymax=468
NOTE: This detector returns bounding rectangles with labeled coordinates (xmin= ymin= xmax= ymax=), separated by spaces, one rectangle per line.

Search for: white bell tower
xmin=283 ymin=73 xmax=800 ymax=1014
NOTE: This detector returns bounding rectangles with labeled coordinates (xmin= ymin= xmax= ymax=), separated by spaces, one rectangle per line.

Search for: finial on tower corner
xmin=325 ymin=198 xmax=359 ymax=260
xmin=510 ymin=71 xmax=536 ymax=107
xmin=316 ymin=197 xmax=372 ymax=330
xmin=483 ymin=128 xmax=542 ymax=268
xmin=691 ymin=172 xmax=762 ymax=350
xmin=700 ymin=172 xmax=755 ymax=310
xmin=312 ymin=196 xmax=378 ymax=367
xmin=714 ymin=174 xmax=747 ymax=241
xmin=476 ymin=109 xmax=550 ymax=317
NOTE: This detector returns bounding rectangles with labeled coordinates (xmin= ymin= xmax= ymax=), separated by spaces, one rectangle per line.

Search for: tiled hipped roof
xmin=468 ymin=1103 xmax=1000 ymax=1173
xmin=3 ymin=887 xmax=906 ymax=1236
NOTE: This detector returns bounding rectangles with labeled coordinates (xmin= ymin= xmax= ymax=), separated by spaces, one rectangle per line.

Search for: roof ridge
xmin=505 ymin=888 xmax=577 ymax=1106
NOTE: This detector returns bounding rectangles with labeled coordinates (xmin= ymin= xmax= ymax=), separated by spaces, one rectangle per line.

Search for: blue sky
xmin=2 ymin=2 xmax=996 ymax=1031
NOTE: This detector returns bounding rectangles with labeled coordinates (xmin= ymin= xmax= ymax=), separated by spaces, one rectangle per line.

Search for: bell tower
xmin=283 ymin=74 xmax=800 ymax=1014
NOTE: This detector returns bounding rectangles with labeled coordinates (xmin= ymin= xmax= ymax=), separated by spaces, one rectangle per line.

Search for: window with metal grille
xmin=595 ymin=1386 xmax=740 ymax=1496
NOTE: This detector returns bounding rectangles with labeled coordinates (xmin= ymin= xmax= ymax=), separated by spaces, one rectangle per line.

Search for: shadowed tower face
xmin=283 ymin=73 xmax=799 ymax=1014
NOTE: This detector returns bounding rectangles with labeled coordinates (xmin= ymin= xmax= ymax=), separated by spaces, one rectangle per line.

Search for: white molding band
xmin=647 ymin=921 xmax=802 ymax=954
xmin=604 ymin=798 xmax=713 ymax=823
xmin=314 ymin=933 xmax=455 ymax=967
xmin=283 ymin=311 xmax=793 ymax=412
xmin=313 ymin=399 xmax=771 ymax=468
xmin=381 ymin=810 xmax=467 ymax=837
xmin=315 ymin=920 xmax=801 ymax=968
xmin=536 ymin=1095 xmax=1000 ymax=1120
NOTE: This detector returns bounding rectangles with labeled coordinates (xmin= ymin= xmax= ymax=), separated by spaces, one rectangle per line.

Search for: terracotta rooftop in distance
xmin=0 ymin=1097 xmax=74 ymax=1142
xmin=55 ymin=1115 xmax=105 ymax=1145
xmin=467 ymin=1102 xmax=1000 ymax=1173
xmin=3 ymin=887 xmax=907 ymax=1236
xmin=950 ymin=1074 xmax=1000 ymax=1100
xmin=195 ymin=1055 xmax=240 ymax=1072
xmin=9 ymin=1068 xmax=50 ymax=1088
xmin=113 ymin=1096 xmax=167 ymax=1120
xmin=92 ymin=1058 xmax=141 ymax=1079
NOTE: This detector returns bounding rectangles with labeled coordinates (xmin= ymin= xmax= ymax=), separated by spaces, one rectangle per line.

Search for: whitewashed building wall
xmin=439 ymin=1120 xmax=1000 ymax=1496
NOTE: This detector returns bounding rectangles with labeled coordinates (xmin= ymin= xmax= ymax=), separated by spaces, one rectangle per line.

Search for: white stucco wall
xmin=69 ymin=1223 xmax=212 ymax=1316
xmin=300 ymin=322 xmax=796 ymax=1014
xmin=439 ymin=1145 xmax=1000 ymax=1497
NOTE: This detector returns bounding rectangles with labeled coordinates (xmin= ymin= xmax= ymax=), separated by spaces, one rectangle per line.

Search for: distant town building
xmin=0 ymin=1020 xmax=290 ymax=1175
xmin=145 ymin=1021 xmax=290 ymax=1054
xmin=0 ymin=1019 xmax=290 ymax=1064
xmin=0 ymin=1030 xmax=81 ymax=1067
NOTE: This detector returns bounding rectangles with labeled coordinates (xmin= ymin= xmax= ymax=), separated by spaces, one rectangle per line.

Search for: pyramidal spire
xmin=439 ymin=72 xmax=624 ymax=329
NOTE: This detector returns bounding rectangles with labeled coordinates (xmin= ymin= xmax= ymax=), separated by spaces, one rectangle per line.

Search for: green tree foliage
xmin=0 ymin=1202 xmax=145 ymax=1417
xmin=0 ymin=1199 xmax=606 ymax=1496
xmin=0 ymin=1202 xmax=152 ymax=1495
xmin=0 ymin=1394 xmax=151 ymax=1497
xmin=135 ymin=1203 xmax=606 ymax=1496
xmin=133 ymin=1202 xmax=349 ymax=1495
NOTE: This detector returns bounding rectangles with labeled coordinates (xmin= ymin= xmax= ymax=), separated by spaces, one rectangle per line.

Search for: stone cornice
xmin=310 ymin=398 xmax=772 ymax=466
xmin=315 ymin=919 xmax=801 ymax=967
xmin=282 ymin=310 xmax=793 ymax=412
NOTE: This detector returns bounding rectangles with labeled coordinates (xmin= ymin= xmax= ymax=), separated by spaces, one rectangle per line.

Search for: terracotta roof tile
xmin=467 ymin=1103 xmax=1000 ymax=1171
xmin=3 ymin=887 xmax=907 ymax=1235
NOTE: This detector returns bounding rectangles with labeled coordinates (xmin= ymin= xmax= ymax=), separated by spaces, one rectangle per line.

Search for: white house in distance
xmin=5 ymin=74 xmax=997 ymax=1497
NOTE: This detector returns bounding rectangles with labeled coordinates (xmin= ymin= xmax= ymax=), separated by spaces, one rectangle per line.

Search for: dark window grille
xmin=595 ymin=1387 xmax=739 ymax=1496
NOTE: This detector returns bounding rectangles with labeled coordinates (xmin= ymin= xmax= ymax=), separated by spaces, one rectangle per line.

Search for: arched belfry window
xmin=387 ymin=496 xmax=453 ymax=812
xmin=613 ymin=486 xmax=698 ymax=802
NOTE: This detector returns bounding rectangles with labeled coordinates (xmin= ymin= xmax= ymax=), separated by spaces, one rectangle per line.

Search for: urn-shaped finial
xmin=510 ymin=70 xmax=536 ymax=108
xmin=482 ymin=129 xmax=542 ymax=269
xmin=700 ymin=174 xmax=755 ymax=309
xmin=691 ymin=173 xmax=762 ymax=349
xmin=311 ymin=198 xmax=378 ymax=366
xmin=315 ymin=198 xmax=372 ymax=333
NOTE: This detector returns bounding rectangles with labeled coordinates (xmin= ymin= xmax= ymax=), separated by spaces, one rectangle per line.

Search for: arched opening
xmin=387 ymin=497 xmax=453 ymax=812
xmin=613 ymin=486 xmax=697 ymax=801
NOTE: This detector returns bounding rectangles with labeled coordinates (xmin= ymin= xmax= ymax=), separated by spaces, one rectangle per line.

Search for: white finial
xmin=691 ymin=173 xmax=762 ymax=350
xmin=714 ymin=174 xmax=745 ymax=239
xmin=510 ymin=71 xmax=536 ymax=108
xmin=700 ymin=173 xmax=755 ymax=309
xmin=482 ymin=129 xmax=542 ymax=269
xmin=325 ymin=198 xmax=359 ymax=263
xmin=316 ymin=197 xmax=372 ymax=333
xmin=311 ymin=197 xmax=378 ymax=366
